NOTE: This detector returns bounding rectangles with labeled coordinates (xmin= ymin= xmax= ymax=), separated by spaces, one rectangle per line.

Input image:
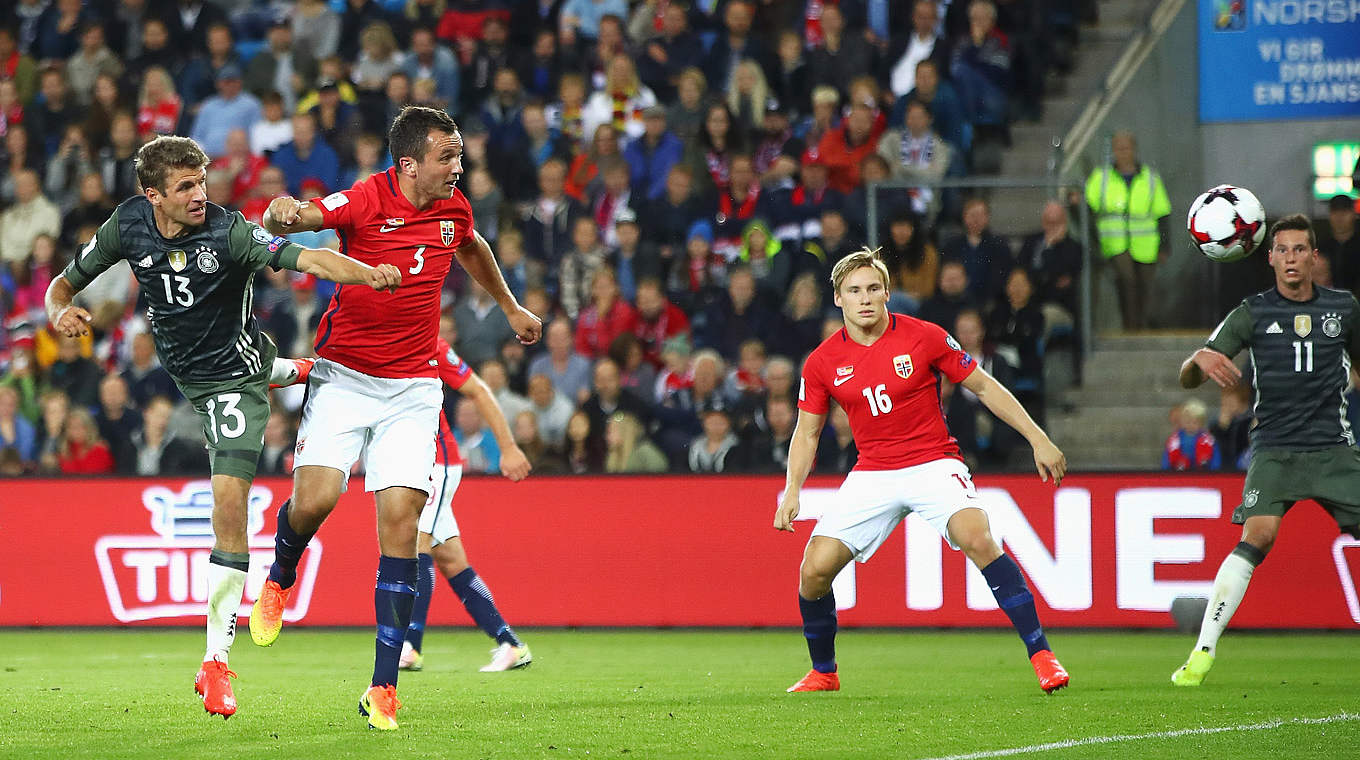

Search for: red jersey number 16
xmin=862 ymin=384 xmax=893 ymax=416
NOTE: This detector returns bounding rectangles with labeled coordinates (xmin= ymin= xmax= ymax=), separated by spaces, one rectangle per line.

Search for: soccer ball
xmin=1187 ymin=184 xmax=1266 ymax=263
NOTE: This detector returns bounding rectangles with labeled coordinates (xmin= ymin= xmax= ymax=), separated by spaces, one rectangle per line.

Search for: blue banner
xmin=1199 ymin=0 xmax=1360 ymax=122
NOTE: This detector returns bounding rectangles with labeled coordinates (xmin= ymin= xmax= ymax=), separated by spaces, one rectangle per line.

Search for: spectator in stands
xmin=643 ymin=165 xmax=706 ymax=265
xmin=668 ymin=220 xmax=726 ymax=312
xmin=353 ymin=21 xmax=404 ymax=93
xmin=698 ymin=266 xmax=777 ymax=362
xmin=508 ymin=408 xmax=562 ymax=474
xmin=624 ymin=106 xmax=684 ymax=202
xmin=806 ymin=3 xmax=874 ymax=98
xmin=612 ymin=208 xmax=657 ymax=296
xmin=529 ymin=318 xmax=594 ymax=405
xmin=178 ymin=22 xmax=238 ymax=110
xmin=527 ymin=372 xmax=577 ymax=447
xmin=634 ymin=277 xmax=691 ymax=369
xmin=1319 ymin=194 xmax=1360 ymax=291
xmin=1211 ymin=383 xmax=1252 ymax=471
xmin=190 ymin=65 xmax=261 ymax=158
xmin=131 ymin=395 xmax=207 ymax=475
xmin=80 ymin=74 xmax=128 ymax=154
xmin=752 ymin=99 xmax=804 ymax=187
xmin=576 ymin=267 xmax=638 ymax=361
xmin=66 ymin=23 xmax=123 ymax=107
xmin=689 ymin=404 xmax=747 ymax=473
xmin=608 ymin=331 xmax=657 ymax=398
xmin=546 ymin=72 xmax=588 ymax=153
xmin=767 ymin=272 xmax=823 ymax=362
xmin=525 ymin=158 xmax=584 ymax=274
xmin=476 ymin=359 xmax=532 ymax=426
xmin=2 ymin=124 xmax=42 ymax=204
xmin=746 ymin=395 xmax=796 ymax=473
xmin=1084 ymin=130 xmax=1171 ymax=330
xmin=210 ymin=129 xmax=267 ymax=209
xmin=453 ymin=396 xmax=500 ymax=475
xmin=592 ymin=157 xmax=635 ymax=249
xmin=809 ymin=208 xmax=856 ymax=276
xmin=1017 ymin=198 xmax=1083 ymax=333
xmin=952 ymin=308 xmax=1021 ymax=464
xmin=904 ymin=58 xmax=968 ymax=159
xmin=918 ymin=259 xmax=978 ymax=330
xmin=30 ymin=67 xmax=78 ymax=159
xmin=1163 ymin=399 xmax=1220 ymax=471
xmin=0 ymin=27 xmax=36 ymax=105
xmin=258 ymin=411 xmax=294 ymax=476
xmin=666 ymin=67 xmax=707 ymax=146
xmin=8 ymin=233 xmax=55 ymax=320
xmin=0 ymin=80 xmax=23 ymax=145
xmin=604 ymin=411 xmax=668 ymax=473
xmin=942 ymin=196 xmax=1013 ymax=303
xmin=482 ymin=67 xmax=528 ymax=159
xmin=765 ymin=147 xmax=843 ymax=247
xmin=727 ymin=59 xmax=772 ymax=140
xmin=34 ymin=0 xmax=88 ymax=65
xmin=949 ymin=0 xmax=1012 ymax=170
xmin=44 ymin=125 xmax=95 ymax=214
xmin=655 ymin=348 xmax=726 ymax=464
xmin=465 ymin=166 xmax=508 ymax=242
xmin=583 ymin=357 xmax=651 ymax=467
xmin=272 ymin=112 xmax=341 ymax=196
xmin=705 ymin=0 xmax=771 ymax=93
xmin=166 ymin=0 xmax=229 ymax=53
xmin=311 ymin=78 xmax=365 ymax=166
xmin=887 ymin=1 xmax=944 ymax=105
xmin=739 ymin=219 xmax=796 ymax=298
xmin=770 ymin=30 xmax=810 ymax=119
xmin=517 ymin=28 xmax=562 ymax=101
xmin=987 ymin=268 xmax=1046 ymax=419
xmin=55 ymin=407 xmax=115 ymax=475
xmin=94 ymin=373 xmax=139 ymax=472
xmin=560 ymin=0 xmax=629 ymax=47
xmin=685 ymin=100 xmax=747 ymax=205
xmin=881 ymin=209 xmax=939 ymax=309
xmin=816 ymin=99 xmax=882 ymax=195
xmin=397 ymin=26 xmax=458 ymax=109
xmin=454 ymin=278 xmax=519 ymax=370
xmin=878 ymin=99 xmax=951 ymax=218
xmin=636 ymin=2 xmax=703 ymax=102
xmin=344 ymin=132 xmax=393 ymax=189
xmin=47 ymin=333 xmax=101 ymax=409
xmin=584 ymin=54 xmax=658 ymax=143
xmin=293 ymin=0 xmax=342 ymax=60
xmin=0 ymin=385 xmax=37 ymax=468
xmin=816 ymin=404 xmax=858 ymax=472
xmin=713 ymin=154 xmax=763 ymax=258
xmin=135 ymin=66 xmax=181 ymax=142
xmin=128 ymin=18 xmax=179 ymax=86
xmin=32 ymin=388 xmax=68 ymax=471
xmin=245 ymin=21 xmax=317 ymax=113
xmin=96 ymin=113 xmax=140 ymax=200
xmin=561 ymin=408 xmax=595 ymax=473
xmin=560 ymin=216 xmax=612 ymax=319
xmin=120 ymin=332 xmax=177 ymax=408
xmin=1 ymin=170 xmax=60 ymax=267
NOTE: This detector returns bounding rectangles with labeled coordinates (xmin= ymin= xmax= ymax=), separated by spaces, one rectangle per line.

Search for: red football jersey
xmin=310 ymin=168 xmax=475 ymax=378
xmin=434 ymin=337 xmax=472 ymax=466
xmin=798 ymin=313 xmax=978 ymax=470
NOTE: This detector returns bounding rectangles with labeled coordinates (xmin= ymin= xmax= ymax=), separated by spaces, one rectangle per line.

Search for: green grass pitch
xmin=1 ymin=629 xmax=1357 ymax=759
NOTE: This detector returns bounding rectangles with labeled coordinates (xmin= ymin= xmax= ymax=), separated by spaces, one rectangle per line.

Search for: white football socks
xmin=1193 ymin=550 xmax=1259 ymax=656
xmin=204 ymin=560 xmax=248 ymax=663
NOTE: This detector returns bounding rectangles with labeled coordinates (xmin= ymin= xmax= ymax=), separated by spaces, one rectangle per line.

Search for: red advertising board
xmin=3 ymin=474 xmax=1358 ymax=628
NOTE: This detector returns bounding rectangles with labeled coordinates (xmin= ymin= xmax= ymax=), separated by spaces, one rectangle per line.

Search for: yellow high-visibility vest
xmin=1085 ymin=164 xmax=1171 ymax=264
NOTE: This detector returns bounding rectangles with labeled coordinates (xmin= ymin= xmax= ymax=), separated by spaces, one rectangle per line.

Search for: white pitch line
xmin=914 ymin=712 xmax=1360 ymax=760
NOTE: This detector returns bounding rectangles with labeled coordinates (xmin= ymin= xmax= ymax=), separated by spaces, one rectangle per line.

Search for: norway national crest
xmin=893 ymin=354 xmax=913 ymax=380
xmin=167 ymin=249 xmax=187 ymax=272
xmin=1294 ymin=315 xmax=1312 ymax=338
xmin=441 ymin=220 xmax=457 ymax=246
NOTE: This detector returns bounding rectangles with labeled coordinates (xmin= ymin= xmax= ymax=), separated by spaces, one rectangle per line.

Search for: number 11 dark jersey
xmin=1207 ymin=285 xmax=1360 ymax=450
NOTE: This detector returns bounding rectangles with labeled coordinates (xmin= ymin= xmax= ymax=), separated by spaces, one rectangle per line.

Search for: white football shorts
xmin=811 ymin=457 xmax=985 ymax=562
xmin=418 ymin=464 xmax=464 ymax=545
xmin=294 ymin=358 xmax=442 ymax=493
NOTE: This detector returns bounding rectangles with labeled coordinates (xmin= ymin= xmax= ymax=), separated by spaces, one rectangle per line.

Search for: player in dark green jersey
xmin=1172 ymin=213 xmax=1360 ymax=686
xmin=44 ymin=135 xmax=402 ymax=718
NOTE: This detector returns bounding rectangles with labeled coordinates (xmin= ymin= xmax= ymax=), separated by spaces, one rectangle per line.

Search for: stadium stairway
xmin=1045 ymin=333 xmax=1224 ymax=470
xmin=988 ymin=0 xmax=1162 ymax=237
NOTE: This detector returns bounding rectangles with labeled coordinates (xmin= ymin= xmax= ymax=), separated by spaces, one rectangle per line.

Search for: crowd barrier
xmin=4 ymin=474 xmax=1358 ymax=629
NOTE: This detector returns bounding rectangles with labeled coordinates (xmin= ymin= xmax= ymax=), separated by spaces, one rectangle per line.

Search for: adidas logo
xmin=136 ymin=255 xmax=153 ymax=268
xmin=1266 ymin=322 xmax=1283 ymax=334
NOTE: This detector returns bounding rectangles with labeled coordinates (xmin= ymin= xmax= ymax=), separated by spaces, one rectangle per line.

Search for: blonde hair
xmin=830 ymin=247 xmax=891 ymax=294
xmin=604 ymin=412 xmax=645 ymax=473
xmin=1180 ymin=399 xmax=1208 ymax=423
xmin=727 ymin=59 xmax=769 ymax=119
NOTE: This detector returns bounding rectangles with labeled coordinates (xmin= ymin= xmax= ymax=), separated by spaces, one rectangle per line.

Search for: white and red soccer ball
xmin=1187 ymin=184 xmax=1266 ymax=263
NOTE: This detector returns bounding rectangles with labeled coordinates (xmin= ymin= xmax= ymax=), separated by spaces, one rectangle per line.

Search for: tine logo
xmin=93 ymin=481 xmax=323 ymax=623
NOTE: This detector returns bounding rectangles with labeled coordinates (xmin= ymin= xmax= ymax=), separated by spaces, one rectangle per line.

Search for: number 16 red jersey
xmin=309 ymin=167 xmax=475 ymax=379
xmin=798 ymin=313 xmax=978 ymax=470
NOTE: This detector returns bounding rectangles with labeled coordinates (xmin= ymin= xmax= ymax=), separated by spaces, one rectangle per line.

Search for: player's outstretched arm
xmin=297 ymin=247 xmax=401 ymax=293
xmin=45 ymin=275 xmax=93 ymax=337
xmin=461 ymin=372 xmax=530 ymax=481
xmin=456 ymin=229 xmax=542 ymax=345
xmin=262 ymin=197 xmax=326 ymax=235
xmin=775 ymin=409 xmax=826 ymax=531
xmin=1180 ymin=348 xmax=1240 ymax=389
xmin=961 ymin=367 xmax=1067 ymax=485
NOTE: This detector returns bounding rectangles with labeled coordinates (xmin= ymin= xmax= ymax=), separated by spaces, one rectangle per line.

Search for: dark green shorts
xmin=1234 ymin=445 xmax=1360 ymax=529
xmin=175 ymin=339 xmax=277 ymax=482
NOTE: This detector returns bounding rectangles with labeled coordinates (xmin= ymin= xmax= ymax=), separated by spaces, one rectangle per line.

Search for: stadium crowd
xmin=0 ymin=0 xmax=1092 ymax=477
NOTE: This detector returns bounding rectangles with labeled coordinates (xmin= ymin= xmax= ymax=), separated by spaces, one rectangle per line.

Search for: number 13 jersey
xmin=798 ymin=313 xmax=978 ymax=470
xmin=309 ymin=167 xmax=475 ymax=379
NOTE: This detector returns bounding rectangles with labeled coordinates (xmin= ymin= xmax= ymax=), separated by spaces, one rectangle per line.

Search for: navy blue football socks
xmin=267 ymin=499 xmax=313 ymax=590
xmin=404 ymin=553 xmax=436 ymax=652
xmin=450 ymin=567 xmax=521 ymax=647
xmin=798 ymin=592 xmax=838 ymax=673
xmin=982 ymin=554 xmax=1050 ymax=657
xmin=373 ymin=555 xmax=417 ymax=688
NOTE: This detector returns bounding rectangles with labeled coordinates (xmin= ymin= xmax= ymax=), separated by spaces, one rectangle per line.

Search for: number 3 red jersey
xmin=798 ymin=313 xmax=978 ymax=470
xmin=309 ymin=167 xmax=475 ymax=378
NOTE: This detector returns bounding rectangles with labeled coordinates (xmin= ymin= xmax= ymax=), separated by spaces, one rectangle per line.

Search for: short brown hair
xmin=388 ymin=105 xmax=459 ymax=164
xmin=135 ymin=136 xmax=209 ymax=193
xmin=830 ymin=247 xmax=891 ymax=294
xmin=1269 ymin=213 xmax=1316 ymax=251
